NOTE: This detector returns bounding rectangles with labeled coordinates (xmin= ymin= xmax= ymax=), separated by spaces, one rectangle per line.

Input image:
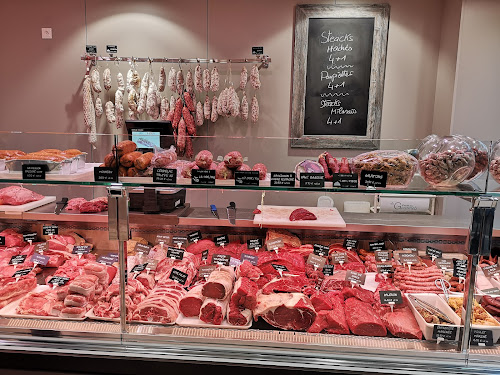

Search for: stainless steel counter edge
xmin=0 ymin=335 xmax=491 ymax=375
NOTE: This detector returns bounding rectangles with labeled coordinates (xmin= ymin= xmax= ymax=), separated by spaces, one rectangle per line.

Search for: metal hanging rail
xmin=81 ymin=54 xmax=271 ymax=69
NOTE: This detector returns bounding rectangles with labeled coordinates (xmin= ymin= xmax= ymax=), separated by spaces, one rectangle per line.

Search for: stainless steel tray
xmin=5 ymin=159 xmax=73 ymax=174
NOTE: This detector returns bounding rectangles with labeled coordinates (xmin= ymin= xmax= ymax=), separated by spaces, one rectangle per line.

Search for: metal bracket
xmin=108 ymin=184 xmax=129 ymax=241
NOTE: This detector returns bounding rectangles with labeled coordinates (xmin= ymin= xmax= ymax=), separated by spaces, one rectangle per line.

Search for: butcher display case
xmin=1 ymin=132 xmax=500 ymax=374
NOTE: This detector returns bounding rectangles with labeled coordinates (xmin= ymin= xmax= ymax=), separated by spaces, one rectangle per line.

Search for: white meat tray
xmin=0 ymin=196 xmax=56 ymax=214
xmin=85 ymin=307 xmax=176 ymax=325
xmin=0 ymin=163 xmax=101 ymax=182
xmin=444 ymin=293 xmax=500 ymax=342
xmin=253 ymin=205 xmax=346 ymax=228
xmin=407 ymin=293 xmax=461 ymax=341
xmin=176 ymin=313 xmax=252 ymax=329
xmin=0 ymin=285 xmax=86 ymax=321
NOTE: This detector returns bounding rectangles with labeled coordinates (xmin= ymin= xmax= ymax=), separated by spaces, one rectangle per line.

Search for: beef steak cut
xmin=253 ymin=292 xmax=316 ymax=331
xmin=289 ymin=208 xmax=317 ymax=221
xmin=344 ymin=297 xmax=387 ymax=337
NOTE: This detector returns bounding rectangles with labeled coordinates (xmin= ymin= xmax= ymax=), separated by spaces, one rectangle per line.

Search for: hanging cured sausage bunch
xmin=83 ymin=60 xmax=264 ymax=150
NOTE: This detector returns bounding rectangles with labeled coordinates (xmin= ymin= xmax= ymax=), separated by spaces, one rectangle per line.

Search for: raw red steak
xmin=341 ymin=286 xmax=374 ymax=304
xmin=0 ymin=186 xmax=44 ymax=206
xmin=253 ymin=292 xmax=316 ymax=331
xmin=179 ymin=283 xmax=205 ymax=317
xmin=381 ymin=306 xmax=422 ymax=339
xmin=261 ymin=275 xmax=314 ymax=295
xmin=289 ymin=208 xmax=317 ymax=221
xmin=227 ymin=301 xmax=252 ymax=326
xmin=230 ymin=277 xmax=258 ymax=310
xmin=200 ymin=296 xmax=229 ymax=325
xmin=344 ymin=297 xmax=387 ymax=337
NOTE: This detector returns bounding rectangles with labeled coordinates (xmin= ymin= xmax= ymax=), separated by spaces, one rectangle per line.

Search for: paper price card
xmin=483 ymin=264 xmax=500 ymax=278
xmin=266 ymin=238 xmax=284 ymax=252
xmin=375 ymin=250 xmax=393 ymax=262
xmin=345 ymin=270 xmax=366 ymax=285
xmin=307 ymin=254 xmax=327 ymax=270
xmin=198 ymin=265 xmax=216 ymax=279
xmin=313 ymin=244 xmax=329 ymax=257
xmin=241 ymin=253 xmax=259 ymax=266
xmin=134 ymin=243 xmax=151 ymax=255
xmin=211 ymin=254 xmax=231 ymax=266
xmin=167 ymin=247 xmax=184 ymax=260
xmin=331 ymin=252 xmax=348 ymax=264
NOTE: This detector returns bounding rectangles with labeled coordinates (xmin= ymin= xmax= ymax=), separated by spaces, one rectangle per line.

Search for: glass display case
xmin=0 ymin=132 xmax=499 ymax=374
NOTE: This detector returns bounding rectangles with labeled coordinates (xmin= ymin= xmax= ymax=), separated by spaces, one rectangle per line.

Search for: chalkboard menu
xmin=291 ymin=4 xmax=390 ymax=149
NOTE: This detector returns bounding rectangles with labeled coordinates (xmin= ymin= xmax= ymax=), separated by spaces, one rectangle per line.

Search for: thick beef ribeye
xmin=289 ymin=208 xmax=317 ymax=221
xmin=344 ymin=297 xmax=387 ymax=337
xmin=0 ymin=186 xmax=44 ymax=206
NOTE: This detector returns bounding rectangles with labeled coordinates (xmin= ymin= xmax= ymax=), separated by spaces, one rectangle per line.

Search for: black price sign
xmin=369 ymin=241 xmax=385 ymax=251
xmin=167 ymin=247 xmax=185 ymax=260
xmin=86 ymin=45 xmax=97 ymax=55
xmin=360 ymin=170 xmax=387 ymax=188
xmin=214 ymin=234 xmax=229 ymax=246
xmin=131 ymin=263 xmax=148 ymax=274
xmin=211 ymin=254 xmax=231 ymax=266
xmin=345 ymin=270 xmax=366 ymax=285
xmin=72 ymin=245 xmax=91 ymax=255
xmin=379 ymin=290 xmax=403 ymax=305
xmin=453 ymin=259 xmax=468 ymax=278
xmin=235 ymin=171 xmax=260 ymax=186
xmin=322 ymin=264 xmax=334 ymax=276
xmin=300 ymin=173 xmax=325 ymax=188
xmin=471 ymin=329 xmax=494 ymax=346
xmin=94 ymin=167 xmax=117 ymax=182
xmin=432 ymin=325 xmax=457 ymax=341
xmin=375 ymin=250 xmax=393 ymax=262
xmin=252 ymin=46 xmax=264 ymax=55
xmin=43 ymin=225 xmax=58 ymax=236
xmin=188 ymin=231 xmax=202 ymax=243
xmin=343 ymin=239 xmax=358 ymax=249
xmin=307 ymin=254 xmax=326 ymax=270
xmin=247 ymin=239 xmax=263 ymax=250
xmin=23 ymin=233 xmax=37 ymax=242
xmin=47 ymin=276 xmax=70 ymax=287
xmin=0 ymin=236 xmax=4 ymax=246
xmin=240 ymin=253 xmax=258 ymax=266
xmin=332 ymin=173 xmax=358 ymax=188
xmin=376 ymin=263 xmax=394 ymax=274
xmin=331 ymin=252 xmax=348 ymax=264
xmin=201 ymin=249 xmax=209 ymax=261
xmin=426 ymin=246 xmax=443 ymax=259
xmin=272 ymin=264 xmax=289 ymax=273
xmin=191 ymin=169 xmax=215 ymax=185
xmin=134 ymin=243 xmax=151 ymax=255
xmin=153 ymin=168 xmax=177 ymax=183
xmin=12 ymin=268 xmax=32 ymax=278
xmin=22 ymin=164 xmax=46 ymax=180
xmin=313 ymin=244 xmax=329 ymax=257
xmin=271 ymin=172 xmax=295 ymax=187
xmin=169 ymin=268 xmax=188 ymax=285
xmin=9 ymin=255 xmax=26 ymax=265
xmin=106 ymin=45 xmax=117 ymax=54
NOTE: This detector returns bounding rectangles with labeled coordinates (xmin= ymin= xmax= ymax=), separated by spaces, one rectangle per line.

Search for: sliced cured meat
xmin=253 ymin=292 xmax=316 ymax=331
xmin=179 ymin=283 xmax=205 ymax=317
xmin=230 ymin=277 xmax=258 ymax=310
xmin=200 ymin=296 xmax=229 ymax=325
xmin=344 ymin=297 xmax=386 ymax=337
xmin=202 ymin=267 xmax=235 ymax=300
xmin=289 ymin=208 xmax=317 ymax=221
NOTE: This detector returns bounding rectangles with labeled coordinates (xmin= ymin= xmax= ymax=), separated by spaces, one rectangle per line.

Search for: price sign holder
xmin=169 ymin=268 xmax=188 ymax=285
xmin=271 ymin=172 xmax=295 ymax=187
xmin=300 ymin=173 xmax=325 ymax=188
xmin=241 ymin=253 xmax=259 ymax=266
xmin=211 ymin=254 xmax=231 ymax=266
xmin=153 ymin=168 xmax=176 ymax=183
xmin=313 ymin=244 xmax=329 ymax=257
xmin=343 ymin=239 xmax=358 ymax=250
xmin=167 ymin=247 xmax=185 ymax=260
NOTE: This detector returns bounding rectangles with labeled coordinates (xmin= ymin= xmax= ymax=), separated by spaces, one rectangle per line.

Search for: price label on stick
xmin=343 ymin=239 xmax=358 ymax=249
xmin=211 ymin=254 xmax=231 ymax=266
xmin=134 ymin=243 xmax=151 ymax=255
xmin=130 ymin=263 xmax=148 ymax=274
xmin=201 ymin=249 xmax=209 ymax=262
xmin=376 ymin=263 xmax=394 ymax=274
xmin=331 ymin=252 xmax=348 ymax=264
xmin=43 ymin=225 xmax=58 ymax=236
xmin=272 ymin=264 xmax=289 ymax=276
xmin=23 ymin=233 xmax=37 ymax=243
xmin=169 ymin=268 xmax=188 ymax=285
xmin=188 ymin=231 xmax=202 ymax=243
xmin=156 ymin=234 xmax=171 ymax=245
xmin=322 ymin=265 xmax=334 ymax=276
xmin=172 ymin=236 xmax=188 ymax=247
xmin=214 ymin=235 xmax=229 ymax=247
xmin=241 ymin=253 xmax=259 ymax=266
xmin=167 ymin=247 xmax=184 ymax=260
xmin=198 ymin=265 xmax=216 ymax=279
xmin=432 ymin=325 xmax=457 ymax=341
xmin=375 ymin=250 xmax=393 ymax=262
xmin=313 ymin=244 xmax=329 ymax=257
xmin=471 ymin=329 xmax=494 ymax=346
xmin=9 ymin=255 xmax=26 ymax=265
xmin=31 ymin=253 xmax=49 ymax=266
xmin=435 ymin=258 xmax=453 ymax=270
xmin=379 ymin=290 xmax=403 ymax=305
xmin=307 ymin=254 xmax=326 ymax=270
xmin=399 ymin=252 xmax=419 ymax=265
xmin=266 ymin=238 xmax=284 ymax=252
xmin=12 ymin=268 xmax=32 ymax=278
xmin=72 ymin=245 xmax=91 ymax=255
xmin=35 ymin=242 xmax=48 ymax=254
xmin=153 ymin=168 xmax=176 ymax=183
xmin=0 ymin=236 xmax=5 ymax=246
xmin=247 ymin=239 xmax=263 ymax=250
xmin=345 ymin=270 xmax=366 ymax=285
xmin=453 ymin=259 xmax=468 ymax=279
xmin=483 ymin=264 xmax=500 ymax=278
xmin=369 ymin=241 xmax=385 ymax=251
xmin=426 ymin=246 xmax=443 ymax=260
xmin=47 ymin=276 xmax=70 ymax=287
xmin=97 ymin=255 xmax=115 ymax=266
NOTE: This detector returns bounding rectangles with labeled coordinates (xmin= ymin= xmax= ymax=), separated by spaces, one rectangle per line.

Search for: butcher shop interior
xmin=0 ymin=0 xmax=499 ymax=374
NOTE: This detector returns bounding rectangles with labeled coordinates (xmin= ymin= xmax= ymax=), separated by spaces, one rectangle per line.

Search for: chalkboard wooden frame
xmin=290 ymin=4 xmax=390 ymax=149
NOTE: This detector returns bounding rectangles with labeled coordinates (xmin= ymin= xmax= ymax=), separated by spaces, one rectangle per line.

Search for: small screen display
xmin=131 ymin=130 xmax=161 ymax=150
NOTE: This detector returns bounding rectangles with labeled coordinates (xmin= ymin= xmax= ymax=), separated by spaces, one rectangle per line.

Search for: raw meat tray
xmin=176 ymin=313 xmax=252 ymax=329
xmin=253 ymin=205 xmax=346 ymax=228
xmin=0 ymin=285 xmax=86 ymax=321
xmin=0 ymin=196 xmax=56 ymax=214
xmin=86 ymin=307 xmax=176 ymax=325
